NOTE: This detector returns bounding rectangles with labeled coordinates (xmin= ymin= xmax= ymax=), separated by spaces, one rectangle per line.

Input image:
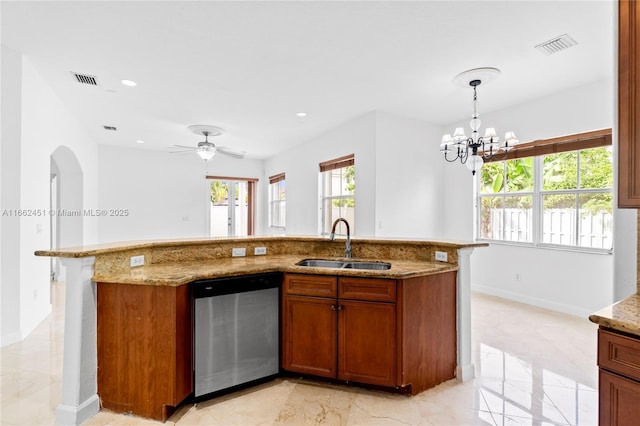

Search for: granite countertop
xmin=92 ymin=254 xmax=458 ymax=286
xmin=35 ymin=235 xmax=486 ymax=258
xmin=589 ymin=293 xmax=640 ymax=336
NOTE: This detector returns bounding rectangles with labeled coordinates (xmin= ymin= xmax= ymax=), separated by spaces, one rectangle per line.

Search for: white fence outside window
xmin=486 ymin=208 xmax=612 ymax=249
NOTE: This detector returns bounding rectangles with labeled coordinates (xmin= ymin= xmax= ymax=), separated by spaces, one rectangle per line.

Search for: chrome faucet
xmin=329 ymin=218 xmax=351 ymax=258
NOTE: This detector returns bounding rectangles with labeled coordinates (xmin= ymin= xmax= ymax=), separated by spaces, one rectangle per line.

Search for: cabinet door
xmin=600 ymin=369 xmax=640 ymax=426
xmin=283 ymin=295 xmax=337 ymax=378
xmin=338 ymin=300 xmax=396 ymax=387
xmin=618 ymin=0 xmax=640 ymax=207
xmin=97 ymin=282 xmax=192 ymax=421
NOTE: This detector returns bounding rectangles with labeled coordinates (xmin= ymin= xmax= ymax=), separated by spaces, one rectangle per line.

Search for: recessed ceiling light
xmin=121 ymin=79 xmax=137 ymax=87
xmin=296 ymin=112 xmax=307 ymax=117
xmin=136 ymin=140 xmax=145 ymax=144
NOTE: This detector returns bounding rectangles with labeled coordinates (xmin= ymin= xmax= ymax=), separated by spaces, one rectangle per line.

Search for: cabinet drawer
xmin=338 ymin=277 xmax=396 ymax=302
xmin=284 ymin=274 xmax=337 ymax=297
xmin=599 ymin=329 xmax=640 ymax=382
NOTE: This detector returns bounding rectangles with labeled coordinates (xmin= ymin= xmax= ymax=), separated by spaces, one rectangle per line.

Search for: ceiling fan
xmin=171 ymin=125 xmax=245 ymax=161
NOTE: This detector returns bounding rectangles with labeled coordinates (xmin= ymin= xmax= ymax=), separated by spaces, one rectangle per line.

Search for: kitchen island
xmin=35 ymin=236 xmax=486 ymax=425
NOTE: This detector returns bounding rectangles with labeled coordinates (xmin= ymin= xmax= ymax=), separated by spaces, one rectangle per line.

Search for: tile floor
xmin=1 ymin=281 xmax=599 ymax=425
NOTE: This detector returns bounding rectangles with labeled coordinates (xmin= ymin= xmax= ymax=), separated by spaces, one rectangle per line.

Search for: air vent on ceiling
xmin=72 ymin=72 xmax=98 ymax=86
xmin=103 ymin=126 xmax=117 ymax=131
xmin=535 ymin=34 xmax=578 ymax=55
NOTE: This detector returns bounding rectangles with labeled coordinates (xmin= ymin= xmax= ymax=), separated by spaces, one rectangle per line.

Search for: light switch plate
xmin=435 ymin=251 xmax=448 ymax=262
xmin=254 ymin=246 xmax=267 ymax=255
xmin=130 ymin=255 xmax=145 ymax=267
xmin=232 ymin=247 xmax=246 ymax=257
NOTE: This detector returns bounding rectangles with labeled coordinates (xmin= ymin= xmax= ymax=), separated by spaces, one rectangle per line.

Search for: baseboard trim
xmin=55 ymin=394 xmax=100 ymax=426
xmin=456 ymin=363 xmax=475 ymax=382
xmin=0 ymin=330 xmax=23 ymax=348
xmin=471 ymin=284 xmax=593 ymax=318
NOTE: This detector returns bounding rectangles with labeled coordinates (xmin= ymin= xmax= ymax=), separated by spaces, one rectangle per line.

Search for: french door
xmin=207 ymin=176 xmax=256 ymax=237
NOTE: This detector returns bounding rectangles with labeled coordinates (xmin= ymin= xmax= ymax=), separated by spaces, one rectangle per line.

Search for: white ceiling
xmin=1 ymin=1 xmax=615 ymax=159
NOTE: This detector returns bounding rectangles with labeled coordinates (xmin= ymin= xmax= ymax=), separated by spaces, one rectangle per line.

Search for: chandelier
xmin=440 ymin=68 xmax=519 ymax=175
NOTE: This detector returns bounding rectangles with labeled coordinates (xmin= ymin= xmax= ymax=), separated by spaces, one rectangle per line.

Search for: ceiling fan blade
xmin=171 ymin=144 xmax=197 ymax=150
xmin=169 ymin=150 xmax=195 ymax=154
xmin=216 ymin=147 xmax=245 ymax=159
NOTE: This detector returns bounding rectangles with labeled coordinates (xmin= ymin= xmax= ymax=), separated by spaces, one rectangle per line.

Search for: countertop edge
xmin=588 ymin=293 xmax=640 ymax=336
xmin=35 ymin=236 xmax=488 ymax=258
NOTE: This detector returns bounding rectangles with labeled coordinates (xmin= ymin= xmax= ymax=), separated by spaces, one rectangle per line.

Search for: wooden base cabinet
xmin=284 ymin=294 xmax=337 ymax=378
xmin=282 ymin=272 xmax=456 ymax=394
xmin=598 ymin=328 xmax=640 ymax=425
xmin=338 ymin=299 xmax=396 ymax=386
xmin=97 ymin=282 xmax=192 ymax=421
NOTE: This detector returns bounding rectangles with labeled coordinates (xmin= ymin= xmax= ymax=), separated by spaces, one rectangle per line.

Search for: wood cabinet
xmin=284 ymin=294 xmax=337 ymax=378
xmin=282 ymin=272 xmax=456 ymax=394
xmin=338 ymin=299 xmax=396 ymax=386
xmin=97 ymin=282 xmax=192 ymax=421
xmin=597 ymin=328 xmax=640 ymax=425
xmin=617 ymin=0 xmax=640 ymax=207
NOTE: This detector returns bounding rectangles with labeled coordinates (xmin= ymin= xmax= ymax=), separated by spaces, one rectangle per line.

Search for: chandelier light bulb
xmin=453 ymin=127 xmax=466 ymax=144
xmin=440 ymin=134 xmax=453 ymax=152
xmin=505 ymin=131 xmax=519 ymax=144
xmin=484 ymin=127 xmax=497 ymax=139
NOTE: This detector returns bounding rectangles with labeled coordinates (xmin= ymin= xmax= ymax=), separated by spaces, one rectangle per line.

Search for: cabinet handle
xmin=338 ymin=305 xmax=344 ymax=311
xmin=331 ymin=304 xmax=337 ymax=311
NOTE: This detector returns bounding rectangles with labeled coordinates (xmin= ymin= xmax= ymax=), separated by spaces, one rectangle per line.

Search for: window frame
xmin=319 ymin=154 xmax=355 ymax=236
xmin=476 ymin=129 xmax=613 ymax=253
xmin=268 ymin=173 xmax=286 ymax=229
xmin=206 ymin=175 xmax=257 ymax=237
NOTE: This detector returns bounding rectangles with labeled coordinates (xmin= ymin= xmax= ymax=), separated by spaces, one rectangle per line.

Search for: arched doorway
xmin=50 ymin=146 xmax=83 ymax=281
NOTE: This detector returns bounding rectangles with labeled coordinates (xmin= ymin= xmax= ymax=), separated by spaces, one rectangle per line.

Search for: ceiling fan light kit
xmin=440 ymin=67 xmax=519 ymax=175
xmin=171 ymin=125 xmax=245 ymax=162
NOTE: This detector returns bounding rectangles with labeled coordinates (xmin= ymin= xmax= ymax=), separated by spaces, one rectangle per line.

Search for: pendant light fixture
xmin=440 ymin=67 xmax=519 ymax=175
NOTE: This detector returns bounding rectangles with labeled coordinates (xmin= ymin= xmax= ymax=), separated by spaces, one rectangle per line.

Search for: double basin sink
xmin=296 ymin=259 xmax=391 ymax=270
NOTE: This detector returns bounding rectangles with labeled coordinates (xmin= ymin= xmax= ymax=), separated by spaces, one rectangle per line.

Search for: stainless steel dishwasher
xmin=192 ymin=272 xmax=280 ymax=401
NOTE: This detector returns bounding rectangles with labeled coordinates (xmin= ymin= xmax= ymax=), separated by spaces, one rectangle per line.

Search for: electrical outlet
xmin=254 ymin=246 xmax=267 ymax=255
xmin=232 ymin=247 xmax=246 ymax=257
xmin=130 ymin=255 xmax=145 ymax=267
xmin=435 ymin=251 xmax=448 ymax=262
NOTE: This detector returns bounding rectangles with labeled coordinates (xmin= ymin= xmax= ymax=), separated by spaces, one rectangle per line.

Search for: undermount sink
xmin=343 ymin=261 xmax=391 ymax=270
xmin=296 ymin=259 xmax=347 ymax=268
xmin=295 ymin=259 xmax=391 ymax=270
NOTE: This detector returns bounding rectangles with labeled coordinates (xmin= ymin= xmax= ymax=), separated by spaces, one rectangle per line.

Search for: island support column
xmin=456 ymin=247 xmax=475 ymax=381
xmin=55 ymin=256 xmax=100 ymax=426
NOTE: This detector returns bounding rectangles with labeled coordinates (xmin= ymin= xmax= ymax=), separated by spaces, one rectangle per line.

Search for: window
xmin=479 ymin=158 xmax=534 ymax=243
xmin=320 ymin=154 xmax=355 ymax=235
xmin=478 ymin=129 xmax=613 ymax=251
xmin=268 ymin=173 xmax=286 ymax=228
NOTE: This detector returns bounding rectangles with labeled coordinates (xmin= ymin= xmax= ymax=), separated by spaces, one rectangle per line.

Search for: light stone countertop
xmin=589 ymin=293 xmax=640 ymax=336
xmin=92 ymin=254 xmax=458 ymax=286
xmin=35 ymin=235 xmax=486 ymax=258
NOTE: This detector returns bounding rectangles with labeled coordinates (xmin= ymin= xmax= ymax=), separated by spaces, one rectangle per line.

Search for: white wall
xmin=1 ymin=49 xmax=101 ymax=345
xmin=97 ymin=145 xmax=265 ymax=242
xmin=374 ymin=111 xmax=447 ymax=238
xmin=264 ymin=111 xmax=451 ymax=239
xmin=264 ymin=112 xmax=376 ymax=236
xmin=452 ymin=79 xmax=621 ymax=317
xmin=1 ymin=45 xmax=23 ymax=346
